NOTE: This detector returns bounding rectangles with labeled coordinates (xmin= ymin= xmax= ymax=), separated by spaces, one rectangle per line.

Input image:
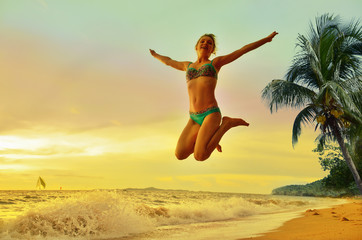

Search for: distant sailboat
xmin=36 ymin=176 xmax=46 ymax=190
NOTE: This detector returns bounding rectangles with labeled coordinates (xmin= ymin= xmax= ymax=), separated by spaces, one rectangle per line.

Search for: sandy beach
xmin=239 ymin=199 xmax=362 ymax=240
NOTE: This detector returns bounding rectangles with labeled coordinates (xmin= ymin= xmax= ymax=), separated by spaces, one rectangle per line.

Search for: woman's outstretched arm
xmin=213 ymin=31 xmax=278 ymax=69
xmin=149 ymin=49 xmax=189 ymax=71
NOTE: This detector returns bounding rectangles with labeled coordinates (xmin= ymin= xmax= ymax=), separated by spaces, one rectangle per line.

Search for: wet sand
xmin=239 ymin=199 xmax=362 ymax=240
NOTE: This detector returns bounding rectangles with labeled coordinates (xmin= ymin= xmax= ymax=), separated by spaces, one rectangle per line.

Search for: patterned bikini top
xmin=186 ymin=60 xmax=218 ymax=81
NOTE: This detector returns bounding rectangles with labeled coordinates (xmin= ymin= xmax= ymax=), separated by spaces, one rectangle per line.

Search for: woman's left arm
xmin=213 ymin=31 xmax=278 ymax=70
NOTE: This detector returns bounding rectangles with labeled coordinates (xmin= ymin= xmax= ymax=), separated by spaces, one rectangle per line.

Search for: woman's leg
xmin=194 ymin=113 xmax=249 ymax=161
xmin=175 ymin=118 xmax=200 ymax=160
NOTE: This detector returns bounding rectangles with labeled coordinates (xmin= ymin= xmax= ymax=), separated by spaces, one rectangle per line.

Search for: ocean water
xmin=0 ymin=189 xmax=346 ymax=240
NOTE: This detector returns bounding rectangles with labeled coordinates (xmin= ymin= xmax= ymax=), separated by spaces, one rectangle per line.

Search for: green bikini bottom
xmin=189 ymin=106 xmax=221 ymax=125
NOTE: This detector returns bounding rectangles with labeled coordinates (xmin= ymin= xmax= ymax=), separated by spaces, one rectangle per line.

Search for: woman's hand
xmin=266 ymin=31 xmax=278 ymax=42
xmin=149 ymin=49 xmax=157 ymax=57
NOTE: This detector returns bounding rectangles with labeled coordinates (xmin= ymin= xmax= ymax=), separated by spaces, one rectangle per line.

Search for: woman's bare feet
xmin=213 ymin=117 xmax=248 ymax=153
xmin=222 ymin=116 xmax=249 ymax=129
xmin=216 ymin=144 xmax=222 ymax=152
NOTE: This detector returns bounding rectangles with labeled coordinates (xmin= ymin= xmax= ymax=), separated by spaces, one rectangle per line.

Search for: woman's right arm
xmin=150 ymin=49 xmax=189 ymax=71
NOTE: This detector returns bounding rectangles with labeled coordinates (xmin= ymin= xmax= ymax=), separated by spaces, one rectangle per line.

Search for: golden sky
xmin=0 ymin=0 xmax=361 ymax=193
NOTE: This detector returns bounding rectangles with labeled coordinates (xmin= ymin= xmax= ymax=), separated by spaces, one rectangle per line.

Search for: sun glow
xmin=0 ymin=136 xmax=46 ymax=151
xmin=0 ymin=164 xmax=34 ymax=171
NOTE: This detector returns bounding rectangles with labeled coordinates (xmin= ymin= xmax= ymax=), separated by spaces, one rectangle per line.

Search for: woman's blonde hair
xmin=195 ymin=34 xmax=217 ymax=55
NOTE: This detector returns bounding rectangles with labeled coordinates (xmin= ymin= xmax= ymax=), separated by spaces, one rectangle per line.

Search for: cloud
xmin=0 ymin=164 xmax=35 ymax=171
xmin=0 ymin=134 xmax=99 ymax=160
xmin=0 ymin=120 xmax=178 ymax=168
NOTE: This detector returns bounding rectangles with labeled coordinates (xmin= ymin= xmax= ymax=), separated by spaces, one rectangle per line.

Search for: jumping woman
xmin=150 ymin=31 xmax=278 ymax=161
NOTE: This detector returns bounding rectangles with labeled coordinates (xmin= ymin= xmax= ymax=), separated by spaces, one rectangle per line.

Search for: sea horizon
xmin=0 ymin=187 xmax=275 ymax=195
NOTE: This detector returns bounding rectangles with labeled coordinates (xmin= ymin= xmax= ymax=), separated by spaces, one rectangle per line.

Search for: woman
xmin=150 ymin=31 xmax=278 ymax=161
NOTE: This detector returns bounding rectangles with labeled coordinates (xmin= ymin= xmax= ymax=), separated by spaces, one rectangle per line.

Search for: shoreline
xmin=238 ymin=199 xmax=362 ymax=240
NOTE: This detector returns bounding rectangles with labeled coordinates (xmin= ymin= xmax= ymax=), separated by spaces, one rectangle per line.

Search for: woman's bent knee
xmin=175 ymin=151 xmax=189 ymax=160
xmin=194 ymin=151 xmax=209 ymax=161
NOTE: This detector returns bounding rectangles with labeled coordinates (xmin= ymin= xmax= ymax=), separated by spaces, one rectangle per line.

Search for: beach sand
xmin=239 ymin=199 xmax=362 ymax=240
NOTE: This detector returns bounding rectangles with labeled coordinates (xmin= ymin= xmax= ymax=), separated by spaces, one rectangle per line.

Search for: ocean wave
xmin=3 ymin=191 xmax=154 ymax=240
xmin=1 ymin=191 xmax=316 ymax=239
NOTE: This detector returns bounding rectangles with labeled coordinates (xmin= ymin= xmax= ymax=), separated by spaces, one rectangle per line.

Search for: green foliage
xmin=271 ymin=180 xmax=355 ymax=197
xmin=318 ymin=149 xmax=355 ymax=191
xmin=313 ymin=142 xmax=361 ymax=193
xmin=273 ymin=142 xmax=361 ymax=197
xmin=313 ymin=112 xmax=362 ymax=192
xmin=313 ymin=144 xmax=343 ymax=171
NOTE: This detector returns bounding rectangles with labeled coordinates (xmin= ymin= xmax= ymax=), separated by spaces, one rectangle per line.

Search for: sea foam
xmin=0 ymin=190 xmax=334 ymax=239
xmin=4 ymin=191 xmax=154 ymax=239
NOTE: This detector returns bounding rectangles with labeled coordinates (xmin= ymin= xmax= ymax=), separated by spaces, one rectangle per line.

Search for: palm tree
xmin=262 ymin=14 xmax=362 ymax=194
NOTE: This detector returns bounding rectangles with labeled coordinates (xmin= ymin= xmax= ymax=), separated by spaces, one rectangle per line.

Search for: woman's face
xmin=196 ymin=36 xmax=214 ymax=56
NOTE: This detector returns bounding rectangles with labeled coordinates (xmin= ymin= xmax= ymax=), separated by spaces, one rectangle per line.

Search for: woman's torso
xmin=186 ymin=61 xmax=218 ymax=112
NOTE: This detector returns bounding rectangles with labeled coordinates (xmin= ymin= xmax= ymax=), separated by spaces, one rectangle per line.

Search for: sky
xmin=0 ymin=0 xmax=361 ymax=193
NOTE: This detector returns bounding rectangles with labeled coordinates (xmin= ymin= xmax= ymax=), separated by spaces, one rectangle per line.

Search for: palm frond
xmin=332 ymin=20 xmax=362 ymax=79
xmin=335 ymin=37 xmax=361 ymax=80
xmin=341 ymin=18 xmax=362 ymax=41
xmin=343 ymin=107 xmax=362 ymax=126
xmin=314 ymin=132 xmax=337 ymax=150
xmin=292 ymin=105 xmax=317 ymax=146
xmin=286 ymin=51 xmax=320 ymax=89
xmin=262 ymin=79 xmax=317 ymax=113
xmin=333 ymin=60 xmax=342 ymax=82
xmin=342 ymin=38 xmax=362 ymax=55
xmin=314 ymin=14 xmax=338 ymax=38
xmin=320 ymin=81 xmax=362 ymax=116
xmin=293 ymin=34 xmax=325 ymax=87
xmin=339 ymin=75 xmax=362 ymax=93
xmin=320 ymin=24 xmax=339 ymax=77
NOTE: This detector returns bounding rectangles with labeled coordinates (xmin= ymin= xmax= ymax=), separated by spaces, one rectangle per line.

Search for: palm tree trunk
xmin=332 ymin=125 xmax=362 ymax=195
